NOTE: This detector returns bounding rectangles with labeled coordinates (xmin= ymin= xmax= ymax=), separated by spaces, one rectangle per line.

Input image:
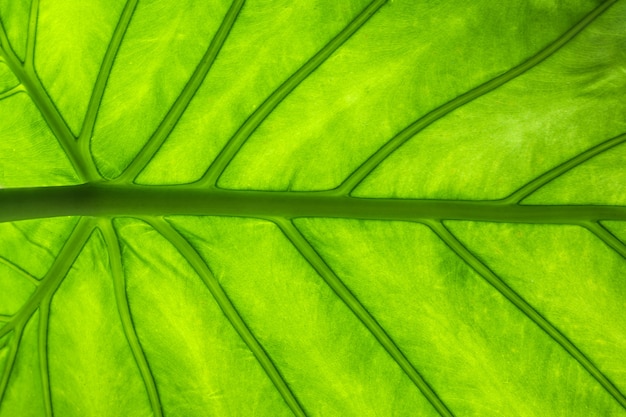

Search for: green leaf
xmin=0 ymin=0 xmax=625 ymax=416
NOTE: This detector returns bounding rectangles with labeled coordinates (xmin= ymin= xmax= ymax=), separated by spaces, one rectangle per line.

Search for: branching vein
xmin=0 ymin=18 xmax=96 ymax=182
xmin=116 ymin=0 xmax=245 ymax=184
xmin=336 ymin=0 xmax=619 ymax=195
xmin=502 ymin=133 xmax=626 ymax=204
xmin=584 ymin=221 xmax=626 ymax=260
xmin=145 ymin=217 xmax=307 ymax=417
xmin=273 ymin=218 xmax=454 ymax=417
xmin=427 ymin=220 xmax=626 ymax=410
xmin=198 ymin=0 xmax=388 ymax=187
xmin=0 ymin=218 xmax=93 ymax=341
xmin=100 ymin=219 xmax=163 ymax=417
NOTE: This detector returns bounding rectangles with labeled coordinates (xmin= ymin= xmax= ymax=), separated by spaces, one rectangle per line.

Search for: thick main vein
xmin=146 ymin=217 xmax=307 ymax=417
xmin=0 ymin=184 xmax=625 ymax=224
xmin=427 ymin=220 xmax=626 ymax=410
xmin=336 ymin=0 xmax=619 ymax=194
xmin=274 ymin=218 xmax=454 ymax=417
xmin=198 ymin=0 xmax=388 ymax=187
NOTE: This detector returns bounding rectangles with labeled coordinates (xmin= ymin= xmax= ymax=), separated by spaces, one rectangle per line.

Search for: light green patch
xmin=48 ymin=230 xmax=152 ymax=417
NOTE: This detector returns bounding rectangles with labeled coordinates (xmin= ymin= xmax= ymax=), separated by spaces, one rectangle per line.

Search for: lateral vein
xmin=79 ymin=0 xmax=139 ymax=170
xmin=146 ymin=217 xmax=308 ymax=417
xmin=502 ymin=133 xmax=626 ymax=204
xmin=100 ymin=219 xmax=163 ymax=417
xmin=336 ymin=0 xmax=619 ymax=194
xmin=274 ymin=218 xmax=454 ymax=417
xmin=427 ymin=220 xmax=626 ymax=410
xmin=199 ymin=0 xmax=388 ymax=187
xmin=117 ymin=0 xmax=245 ymax=184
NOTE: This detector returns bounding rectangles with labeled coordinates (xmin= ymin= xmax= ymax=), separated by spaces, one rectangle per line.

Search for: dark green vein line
xmin=274 ymin=218 xmax=454 ymax=417
xmin=336 ymin=0 xmax=619 ymax=194
xmin=502 ymin=133 xmax=626 ymax=204
xmin=0 ymin=22 xmax=94 ymax=182
xmin=100 ymin=219 xmax=163 ymax=417
xmin=117 ymin=0 xmax=245 ymax=184
xmin=0 ymin=84 xmax=24 ymax=100
xmin=0 ymin=325 xmax=24 ymax=406
xmin=145 ymin=217 xmax=307 ymax=417
xmin=198 ymin=0 xmax=388 ymax=187
xmin=584 ymin=221 xmax=626 ymax=260
xmin=0 ymin=254 xmax=39 ymax=285
xmin=0 ymin=218 xmax=93 ymax=341
xmin=38 ymin=295 xmax=53 ymax=417
xmin=79 ymin=0 xmax=138 ymax=163
xmin=2 ymin=184 xmax=626 ymax=224
xmin=427 ymin=220 xmax=626 ymax=410
xmin=24 ymin=0 xmax=39 ymax=68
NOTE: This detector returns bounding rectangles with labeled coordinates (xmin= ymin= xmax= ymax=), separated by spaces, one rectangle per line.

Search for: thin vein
xmin=273 ymin=218 xmax=454 ymax=417
xmin=0 ymin=316 xmax=10 ymax=324
xmin=427 ymin=220 xmax=626 ymax=410
xmin=502 ymin=133 xmax=626 ymax=204
xmin=117 ymin=0 xmax=245 ymax=184
xmin=24 ymin=0 xmax=39 ymax=68
xmin=0 ymin=84 xmax=25 ymax=100
xmin=79 ymin=0 xmax=138 ymax=163
xmin=336 ymin=0 xmax=619 ymax=195
xmin=0 ymin=20 xmax=96 ymax=182
xmin=198 ymin=0 xmax=388 ymax=187
xmin=0 ymin=218 xmax=93 ymax=341
xmin=38 ymin=296 xmax=52 ymax=417
xmin=584 ymin=221 xmax=626 ymax=260
xmin=145 ymin=217 xmax=307 ymax=417
xmin=100 ymin=219 xmax=163 ymax=417
xmin=0 ymin=255 xmax=39 ymax=285
xmin=0 ymin=323 xmax=25 ymax=405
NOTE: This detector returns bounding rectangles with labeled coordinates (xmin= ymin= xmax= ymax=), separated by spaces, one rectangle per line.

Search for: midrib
xmin=0 ymin=183 xmax=624 ymax=224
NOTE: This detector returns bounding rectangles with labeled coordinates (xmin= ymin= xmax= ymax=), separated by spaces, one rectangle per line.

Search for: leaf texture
xmin=0 ymin=0 xmax=625 ymax=416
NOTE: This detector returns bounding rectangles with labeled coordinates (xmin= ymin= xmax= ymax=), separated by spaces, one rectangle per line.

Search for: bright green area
xmin=35 ymin=0 xmax=126 ymax=136
xmin=0 ymin=0 xmax=624 ymax=416
xmin=137 ymin=0 xmax=371 ymax=185
xmin=0 ymin=63 xmax=18 ymax=92
xmin=0 ymin=0 xmax=28 ymax=61
xmin=0 ymin=95 xmax=78 ymax=188
xmin=447 ymin=222 xmax=626 ymax=394
xmin=355 ymin=0 xmax=625 ymax=199
xmin=48 ymin=231 xmax=152 ymax=417
xmin=115 ymin=217 xmax=294 ymax=417
xmin=0 ymin=313 xmax=44 ymax=417
xmin=296 ymin=218 xmax=625 ymax=416
xmin=0 ymin=265 xmax=34 ymax=315
xmin=91 ymin=0 xmax=231 ymax=179
xmin=603 ymin=222 xmax=626 ymax=243
xmin=220 ymin=0 xmax=609 ymax=191
xmin=525 ymin=143 xmax=626 ymax=205
xmin=169 ymin=216 xmax=439 ymax=416
xmin=0 ymin=217 xmax=76 ymax=278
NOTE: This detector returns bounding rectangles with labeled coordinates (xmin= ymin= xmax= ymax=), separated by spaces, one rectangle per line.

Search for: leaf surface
xmin=0 ymin=0 xmax=625 ymax=416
